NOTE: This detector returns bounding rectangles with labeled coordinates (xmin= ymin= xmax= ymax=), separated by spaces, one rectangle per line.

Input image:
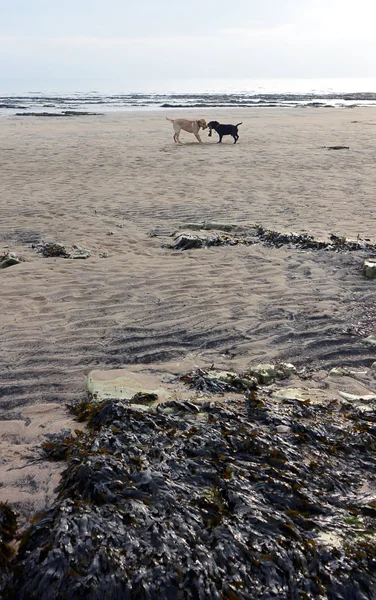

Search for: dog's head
xmin=196 ymin=119 xmax=207 ymax=130
xmin=207 ymin=121 xmax=219 ymax=137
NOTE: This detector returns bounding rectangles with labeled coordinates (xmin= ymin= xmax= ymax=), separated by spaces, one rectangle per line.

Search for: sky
xmin=0 ymin=0 xmax=375 ymax=92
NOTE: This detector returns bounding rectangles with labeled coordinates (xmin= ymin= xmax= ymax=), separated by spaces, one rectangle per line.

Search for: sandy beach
xmin=1 ymin=107 xmax=376 ymax=525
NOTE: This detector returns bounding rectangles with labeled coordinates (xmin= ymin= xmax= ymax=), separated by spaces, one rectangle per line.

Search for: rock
xmin=363 ymin=256 xmax=376 ymax=278
xmin=6 ymin=368 xmax=376 ymax=599
xmin=325 ymin=146 xmax=350 ymax=150
xmin=276 ymin=425 xmax=291 ymax=433
xmin=0 ymin=252 xmax=21 ymax=269
xmin=168 ymin=231 xmax=240 ymax=251
xmin=329 ymin=367 xmax=350 ymax=376
xmin=339 ymin=391 xmax=376 ymax=403
xmin=371 ymin=362 xmax=376 ymax=371
xmin=276 ymin=362 xmax=297 ymax=378
xmin=15 ymin=111 xmax=103 ymax=117
xmin=181 ymin=367 xmax=257 ymax=394
xmin=36 ymin=242 xmax=70 ymax=257
xmin=329 ymin=366 xmax=368 ymax=376
xmin=272 ymin=387 xmax=313 ymax=403
xmin=361 ymin=336 xmax=376 ymax=347
xmin=179 ymin=222 xmax=256 ymax=233
xmin=250 ymin=364 xmax=277 ymax=385
xmin=122 ymin=403 xmax=151 ymax=412
xmin=130 ymin=392 xmax=158 ymax=405
xmin=244 ymin=363 xmax=296 ymax=385
xmin=85 ymin=369 xmax=172 ymax=404
xmin=168 ymin=233 xmax=208 ymax=250
xmin=208 ymin=370 xmax=257 ymax=390
xmin=69 ymin=245 xmax=91 ymax=259
xmin=34 ymin=242 xmax=91 ymax=259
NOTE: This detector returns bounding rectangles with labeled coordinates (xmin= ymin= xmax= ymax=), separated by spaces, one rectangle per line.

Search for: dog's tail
xmin=166 ymin=117 xmax=174 ymax=122
xmin=236 ymin=122 xmax=243 ymax=127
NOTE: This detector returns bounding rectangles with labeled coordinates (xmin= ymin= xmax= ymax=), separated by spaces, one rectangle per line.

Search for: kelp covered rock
xmin=167 ymin=223 xmax=376 ymax=253
xmin=33 ymin=242 xmax=91 ymax=259
xmin=7 ymin=382 xmax=376 ymax=599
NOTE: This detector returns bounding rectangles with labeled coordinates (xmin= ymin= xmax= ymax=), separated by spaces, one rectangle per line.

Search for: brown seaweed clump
xmin=4 ymin=387 xmax=376 ymax=599
xmin=168 ymin=225 xmax=376 ymax=254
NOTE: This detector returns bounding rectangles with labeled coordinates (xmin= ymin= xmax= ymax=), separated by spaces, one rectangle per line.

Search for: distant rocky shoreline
xmin=2 ymin=91 xmax=376 ymax=116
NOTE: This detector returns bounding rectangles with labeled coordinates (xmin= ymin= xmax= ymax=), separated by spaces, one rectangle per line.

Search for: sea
xmin=1 ymin=78 xmax=376 ymax=117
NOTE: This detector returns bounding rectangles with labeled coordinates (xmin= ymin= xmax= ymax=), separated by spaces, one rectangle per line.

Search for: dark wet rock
xmin=0 ymin=104 xmax=27 ymax=109
xmin=324 ymin=145 xmax=350 ymax=150
xmin=5 ymin=374 xmax=376 ymax=599
xmin=33 ymin=241 xmax=91 ymax=259
xmin=130 ymin=392 xmax=158 ymax=405
xmin=0 ymin=252 xmax=22 ymax=269
xmin=15 ymin=111 xmax=103 ymax=117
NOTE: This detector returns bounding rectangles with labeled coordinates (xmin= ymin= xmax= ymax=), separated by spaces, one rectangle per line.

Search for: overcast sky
xmin=1 ymin=0 xmax=375 ymax=91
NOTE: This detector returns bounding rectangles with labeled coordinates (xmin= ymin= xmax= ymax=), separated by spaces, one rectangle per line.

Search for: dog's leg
xmin=173 ymin=126 xmax=182 ymax=144
xmin=194 ymin=133 xmax=202 ymax=143
xmin=218 ymin=136 xmax=222 ymax=143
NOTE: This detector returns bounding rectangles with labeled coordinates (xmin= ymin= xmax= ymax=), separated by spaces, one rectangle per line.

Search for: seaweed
xmin=0 ymin=503 xmax=18 ymax=594
xmin=5 ymin=381 xmax=376 ymax=599
xmin=180 ymin=367 xmax=257 ymax=394
xmin=254 ymin=226 xmax=375 ymax=252
xmin=32 ymin=241 xmax=91 ymax=259
xmin=167 ymin=224 xmax=376 ymax=253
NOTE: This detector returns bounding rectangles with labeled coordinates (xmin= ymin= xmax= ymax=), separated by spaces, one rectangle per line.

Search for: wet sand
xmin=1 ymin=107 xmax=376 ymax=523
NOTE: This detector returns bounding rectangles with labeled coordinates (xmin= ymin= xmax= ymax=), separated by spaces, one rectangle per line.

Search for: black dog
xmin=207 ymin=121 xmax=242 ymax=144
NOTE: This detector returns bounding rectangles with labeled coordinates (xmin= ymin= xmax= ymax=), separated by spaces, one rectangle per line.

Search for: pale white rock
xmin=361 ymin=336 xmax=376 ymax=347
xmin=208 ymin=370 xmax=257 ymax=388
xmin=251 ymin=364 xmax=277 ymax=384
xmin=339 ymin=391 xmax=376 ymax=402
xmin=363 ymin=257 xmax=376 ymax=278
xmin=271 ymin=388 xmax=311 ymax=402
xmin=278 ymin=362 xmax=297 ymax=376
xmin=329 ymin=367 xmax=349 ymax=376
xmin=86 ymin=369 xmax=172 ymax=404
xmin=276 ymin=425 xmax=291 ymax=434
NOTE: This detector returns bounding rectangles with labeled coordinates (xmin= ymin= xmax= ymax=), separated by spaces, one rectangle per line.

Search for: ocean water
xmin=1 ymin=78 xmax=376 ymax=116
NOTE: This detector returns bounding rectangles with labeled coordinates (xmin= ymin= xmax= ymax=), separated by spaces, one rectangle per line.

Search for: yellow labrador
xmin=166 ymin=117 xmax=207 ymax=144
